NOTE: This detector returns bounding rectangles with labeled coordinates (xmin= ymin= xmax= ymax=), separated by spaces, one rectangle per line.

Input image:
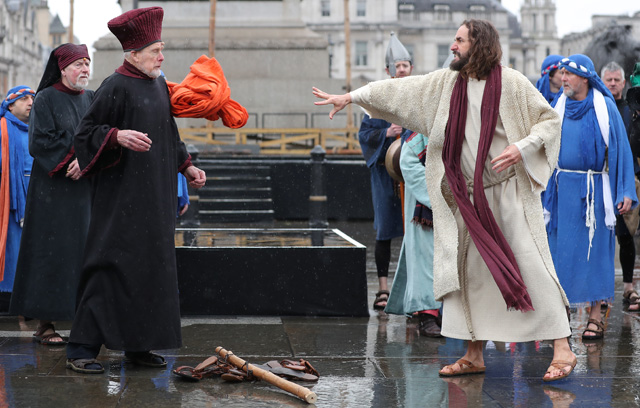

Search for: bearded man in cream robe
xmin=314 ymin=19 xmax=576 ymax=382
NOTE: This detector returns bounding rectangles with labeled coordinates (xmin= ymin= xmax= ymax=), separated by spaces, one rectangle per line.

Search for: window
xmin=355 ymin=41 xmax=368 ymax=66
xmin=434 ymin=4 xmax=450 ymax=21
xmin=357 ymin=0 xmax=366 ymax=17
xmin=469 ymin=5 xmax=485 ymax=12
xmin=321 ymin=0 xmax=330 ymax=17
xmin=437 ymin=44 xmax=450 ymax=68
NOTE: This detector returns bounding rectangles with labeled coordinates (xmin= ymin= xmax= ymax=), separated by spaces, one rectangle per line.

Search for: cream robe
xmin=351 ymin=67 xmax=571 ymax=342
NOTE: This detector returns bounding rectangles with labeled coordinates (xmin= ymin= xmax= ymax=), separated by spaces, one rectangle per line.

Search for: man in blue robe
xmin=543 ymin=54 xmax=638 ymax=340
xmin=358 ymin=33 xmax=411 ymax=310
xmin=536 ymin=54 xmax=563 ymax=103
xmin=0 ymin=86 xmax=34 ymax=311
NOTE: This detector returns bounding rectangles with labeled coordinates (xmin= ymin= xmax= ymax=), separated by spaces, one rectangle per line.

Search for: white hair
xmin=601 ymin=61 xmax=624 ymax=78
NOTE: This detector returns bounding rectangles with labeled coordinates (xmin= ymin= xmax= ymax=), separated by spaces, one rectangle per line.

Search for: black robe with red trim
xmin=10 ymin=85 xmax=93 ymax=321
xmin=70 ymin=68 xmax=190 ymax=351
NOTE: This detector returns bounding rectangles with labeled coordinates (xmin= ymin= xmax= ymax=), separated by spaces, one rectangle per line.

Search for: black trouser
xmin=67 ymin=342 xmax=101 ymax=359
xmin=375 ymin=239 xmax=391 ymax=278
xmin=615 ymin=214 xmax=636 ymax=284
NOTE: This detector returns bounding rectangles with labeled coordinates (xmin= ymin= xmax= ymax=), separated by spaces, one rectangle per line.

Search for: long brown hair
xmin=460 ymin=19 xmax=502 ymax=80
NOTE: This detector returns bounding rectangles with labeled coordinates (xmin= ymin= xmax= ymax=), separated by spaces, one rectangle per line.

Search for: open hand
xmin=312 ymin=87 xmax=351 ymax=120
xmin=491 ymin=145 xmax=521 ymax=173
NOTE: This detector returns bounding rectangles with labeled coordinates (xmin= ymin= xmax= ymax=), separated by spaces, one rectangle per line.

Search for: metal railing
xmin=179 ymin=126 xmax=362 ymax=155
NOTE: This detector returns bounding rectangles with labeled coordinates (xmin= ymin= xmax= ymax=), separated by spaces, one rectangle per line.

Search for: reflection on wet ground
xmin=0 ymin=220 xmax=639 ymax=407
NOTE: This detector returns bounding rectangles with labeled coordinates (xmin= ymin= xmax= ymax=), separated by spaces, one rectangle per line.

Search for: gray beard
xmin=563 ymin=88 xmax=575 ymax=98
xmin=69 ymin=78 xmax=89 ymax=91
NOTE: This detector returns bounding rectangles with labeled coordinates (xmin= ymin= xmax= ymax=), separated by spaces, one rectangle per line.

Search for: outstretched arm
xmin=312 ymin=87 xmax=352 ymax=120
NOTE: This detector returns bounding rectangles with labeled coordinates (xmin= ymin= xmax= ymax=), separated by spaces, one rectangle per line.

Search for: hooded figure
xmin=542 ymin=54 xmax=637 ymax=340
xmin=0 ymin=86 xmax=34 ymax=301
xmin=535 ymin=54 xmax=563 ymax=103
xmin=9 ymin=43 xmax=94 ymax=345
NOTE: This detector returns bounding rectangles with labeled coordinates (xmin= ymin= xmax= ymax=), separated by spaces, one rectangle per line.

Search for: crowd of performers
xmin=316 ymin=20 xmax=640 ymax=381
xmin=1 ymin=13 xmax=640 ymax=383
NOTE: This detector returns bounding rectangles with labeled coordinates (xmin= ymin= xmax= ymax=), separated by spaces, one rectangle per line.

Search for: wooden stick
xmin=215 ymin=346 xmax=318 ymax=404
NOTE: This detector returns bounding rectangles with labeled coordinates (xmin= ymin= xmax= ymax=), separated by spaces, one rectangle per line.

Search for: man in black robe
xmin=10 ymin=44 xmax=93 ymax=345
xmin=66 ymin=7 xmax=206 ymax=374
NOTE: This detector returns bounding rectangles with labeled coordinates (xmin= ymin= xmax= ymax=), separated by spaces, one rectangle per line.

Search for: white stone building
xmin=301 ymin=0 xmax=560 ymax=82
xmin=0 ymin=0 xmax=49 ymax=94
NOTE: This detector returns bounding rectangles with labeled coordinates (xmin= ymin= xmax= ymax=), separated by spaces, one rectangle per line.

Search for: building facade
xmin=0 ymin=0 xmax=49 ymax=95
xmin=301 ymin=0 xmax=559 ymax=82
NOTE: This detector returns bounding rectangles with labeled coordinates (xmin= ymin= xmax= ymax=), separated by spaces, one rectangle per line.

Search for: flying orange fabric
xmin=167 ymin=55 xmax=248 ymax=129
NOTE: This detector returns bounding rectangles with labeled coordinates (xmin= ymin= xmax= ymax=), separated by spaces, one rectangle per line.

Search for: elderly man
xmin=65 ymin=7 xmax=206 ymax=374
xmin=0 ymin=86 xmax=34 ymax=310
xmin=536 ymin=54 xmax=564 ymax=103
xmin=314 ymin=19 xmax=575 ymax=381
xmin=358 ymin=33 xmax=411 ymax=311
xmin=10 ymin=44 xmax=93 ymax=346
xmin=543 ymin=55 xmax=637 ymax=340
xmin=602 ymin=61 xmax=639 ymax=312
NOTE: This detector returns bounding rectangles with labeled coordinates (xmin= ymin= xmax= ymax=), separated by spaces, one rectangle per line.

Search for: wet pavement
xmin=1 ymin=220 xmax=639 ymax=407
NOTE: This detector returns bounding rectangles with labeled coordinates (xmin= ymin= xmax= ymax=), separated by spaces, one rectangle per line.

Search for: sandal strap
xmin=586 ymin=318 xmax=604 ymax=331
xmin=548 ymin=359 xmax=575 ymax=369
xmin=454 ymin=358 xmax=474 ymax=368
xmin=624 ymin=289 xmax=640 ymax=302
xmin=33 ymin=323 xmax=55 ymax=337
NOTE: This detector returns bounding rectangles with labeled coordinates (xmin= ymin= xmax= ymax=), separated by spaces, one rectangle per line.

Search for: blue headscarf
xmin=0 ymin=86 xmax=35 ymax=118
xmin=1 ymin=85 xmax=33 ymax=223
xmin=558 ymin=54 xmax=614 ymax=101
xmin=535 ymin=54 xmax=563 ymax=103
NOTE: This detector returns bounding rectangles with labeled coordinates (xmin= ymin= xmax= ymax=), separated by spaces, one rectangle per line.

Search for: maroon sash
xmin=441 ymin=66 xmax=534 ymax=312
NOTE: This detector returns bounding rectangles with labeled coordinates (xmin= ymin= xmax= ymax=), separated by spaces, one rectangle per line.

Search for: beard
xmin=141 ymin=66 xmax=161 ymax=79
xmin=563 ymin=87 xmax=575 ymax=98
xmin=449 ymin=52 xmax=469 ymax=71
xmin=69 ymin=76 xmax=89 ymax=91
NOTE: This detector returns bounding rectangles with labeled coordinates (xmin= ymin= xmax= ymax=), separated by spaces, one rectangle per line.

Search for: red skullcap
xmin=54 ymin=44 xmax=90 ymax=70
xmin=108 ymin=7 xmax=164 ymax=52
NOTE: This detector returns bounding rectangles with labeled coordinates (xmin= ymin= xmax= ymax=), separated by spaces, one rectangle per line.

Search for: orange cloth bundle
xmin=167 ymin=55 xmax=248 ymax=129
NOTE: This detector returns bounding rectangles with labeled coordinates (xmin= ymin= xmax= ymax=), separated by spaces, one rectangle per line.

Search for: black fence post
xmin=309 ymin=145 xmax=328 ymax=230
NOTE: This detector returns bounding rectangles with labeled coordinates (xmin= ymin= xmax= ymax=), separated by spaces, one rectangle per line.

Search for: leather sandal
xmin=257 ymin=361 xmax=319 ymax=382
xmin=66 ymin=358 xmax=104 ymax=374
xmin=33 ymin=323 xmax=67 ymax=346
xmin=543 ymin=355 xmax=577 ymax=382
xmin=279 ymin=359 xmax=319 ymax=377
xmin=373 ymin=290 xmax=389 ymax=310
xmin=623 ymin=289 xmax=640 ymax=312
xmin=125 ymin=351 xmax=167 ymax=367
xmin=581 ymin=318 xmax=605 ymax=340
xmin=173 ymin=356 xmax=223 ymax=381
xmin=439 ymin=359 xmax=485 ymax=377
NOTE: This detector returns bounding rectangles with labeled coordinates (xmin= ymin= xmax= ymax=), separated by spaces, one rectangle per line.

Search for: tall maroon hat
xmin=54 ymin=44 xmax=90 ymax=70
xmin=108 ymin=7 xmax=164 ymax=52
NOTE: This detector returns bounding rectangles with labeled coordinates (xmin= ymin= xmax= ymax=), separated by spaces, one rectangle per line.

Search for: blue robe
xmin=177 ymin=172 xmax=189 ymax=216
xmin=386 ymin=133 xmax=441 ymax=315
xmin=358 ymin=115 xmax=407 ymax=240
xmin=0 ymin=112 xmax=32 ymax=293
xmin=544 ymin=90 xmax=638 ymax=303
